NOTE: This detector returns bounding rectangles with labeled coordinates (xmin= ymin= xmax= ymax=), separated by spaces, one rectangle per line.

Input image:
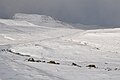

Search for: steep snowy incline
xmin=0 ymin=18 xmax=82 ymax=45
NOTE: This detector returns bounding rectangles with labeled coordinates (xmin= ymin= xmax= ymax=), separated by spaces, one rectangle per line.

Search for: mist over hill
xmin=0 ymin=0 xmax=120 ymax=26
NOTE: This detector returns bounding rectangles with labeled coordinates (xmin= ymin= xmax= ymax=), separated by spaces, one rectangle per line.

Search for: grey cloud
xmin=0 ymin=0 xmax=120 ymax=26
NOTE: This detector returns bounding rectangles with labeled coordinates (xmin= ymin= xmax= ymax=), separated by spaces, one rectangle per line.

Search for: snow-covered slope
xmin=13 ymin=13 xmax=73 ymax=28
xmin=0 ymin=19 xmax=37 ymax=26
xmin=61 ymin=28 xmax=120 ymax=53
xmin=0 ymin=14 xmax=120 ymax=80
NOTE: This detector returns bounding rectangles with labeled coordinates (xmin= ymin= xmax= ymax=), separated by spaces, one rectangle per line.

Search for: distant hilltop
xmin=13 ymin=13 xmax=73 ymax=28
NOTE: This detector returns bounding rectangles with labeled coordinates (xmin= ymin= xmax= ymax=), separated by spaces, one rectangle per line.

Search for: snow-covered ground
xmin=0 ymin=13 xmax=120 ymax=80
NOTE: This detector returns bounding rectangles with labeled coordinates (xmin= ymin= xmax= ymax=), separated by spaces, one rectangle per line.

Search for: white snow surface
xmin=0 ymin=14 xmax=120 ymax=80
xmin=0 ymin=19 xmax=37 ymax=26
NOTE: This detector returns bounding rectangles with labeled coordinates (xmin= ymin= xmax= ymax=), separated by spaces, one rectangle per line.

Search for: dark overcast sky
xmin=0 ymin=0 xmax=120 ymax=26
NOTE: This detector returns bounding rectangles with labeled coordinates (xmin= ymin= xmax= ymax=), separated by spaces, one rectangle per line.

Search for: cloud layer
xmin=0 ymin=0 xmax=120 ymax=26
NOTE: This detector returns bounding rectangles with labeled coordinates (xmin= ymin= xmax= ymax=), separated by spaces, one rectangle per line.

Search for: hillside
xmin=0 ymin=14 xmax=120 ymax=80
